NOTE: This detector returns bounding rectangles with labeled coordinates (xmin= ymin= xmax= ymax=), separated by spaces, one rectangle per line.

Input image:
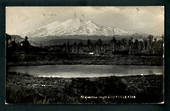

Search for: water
xmin=7 ymin=65 xmax=163 ymax=78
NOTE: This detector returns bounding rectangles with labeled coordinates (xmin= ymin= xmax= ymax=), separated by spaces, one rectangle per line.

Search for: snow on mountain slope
xmin=27 ymin=17 xmax=132 ymax=37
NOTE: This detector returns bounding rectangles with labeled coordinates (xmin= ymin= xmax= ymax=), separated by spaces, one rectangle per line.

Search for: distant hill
xmin=6 ymin=34 xmax=38 ymax=46
xmin=29 ymin=34 xmax=162 ymax=47
xmin=9 ymin=35 xmax=24 ymax=43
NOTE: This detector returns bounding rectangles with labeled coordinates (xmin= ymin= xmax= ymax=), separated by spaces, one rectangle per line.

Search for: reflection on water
xmin=7 ymin=65 xmax=163 ymax=78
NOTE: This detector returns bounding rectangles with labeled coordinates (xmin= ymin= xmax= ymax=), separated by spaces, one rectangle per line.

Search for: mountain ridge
xmin=26 ymin=17 xmax=132 ymax=37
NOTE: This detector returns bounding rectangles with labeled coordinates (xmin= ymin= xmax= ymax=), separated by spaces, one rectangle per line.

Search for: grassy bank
xmin=7 ymin=55 xmax=163 ymax=66
xmin=6 ymin=72 xmax=163 ymax=104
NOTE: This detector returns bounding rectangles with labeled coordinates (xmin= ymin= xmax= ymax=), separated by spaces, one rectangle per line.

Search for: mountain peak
xmin=26 ymin=17 xmax=132 ymax=37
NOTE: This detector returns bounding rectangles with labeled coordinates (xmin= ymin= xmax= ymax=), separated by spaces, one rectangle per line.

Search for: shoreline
xmin=7 ymin=71 xmax=162 ymax=78
xmin=7 ymin=62 xmax=163 ymax=66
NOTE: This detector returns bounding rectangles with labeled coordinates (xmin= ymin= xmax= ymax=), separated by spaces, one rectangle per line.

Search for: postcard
xmin=6 ymin=6 xmax=164 ymax=104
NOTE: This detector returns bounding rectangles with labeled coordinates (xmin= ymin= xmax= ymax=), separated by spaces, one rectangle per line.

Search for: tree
xmin=87 ymin=39 xmax=92 ymax=46
xmin=96 ymin=39 xmax=102 ymax=46
xmin=21 ymin=36 xmax=31 ymax=53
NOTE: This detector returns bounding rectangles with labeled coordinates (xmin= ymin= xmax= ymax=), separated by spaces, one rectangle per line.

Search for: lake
xmin=7 ymin=65 xmax=163 ymax=78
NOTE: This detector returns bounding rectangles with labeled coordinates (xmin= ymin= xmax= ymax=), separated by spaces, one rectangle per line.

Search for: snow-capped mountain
xmin=26 ymin=17 xmax=132 ymax=37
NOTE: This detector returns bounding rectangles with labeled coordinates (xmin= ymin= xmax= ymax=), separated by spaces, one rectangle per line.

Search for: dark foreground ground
xmin=6 ymin=72 xmax=163 ymax=104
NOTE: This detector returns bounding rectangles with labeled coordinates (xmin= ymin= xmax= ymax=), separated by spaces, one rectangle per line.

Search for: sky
xmin=6 ymin=6 xmax=164 ymax=36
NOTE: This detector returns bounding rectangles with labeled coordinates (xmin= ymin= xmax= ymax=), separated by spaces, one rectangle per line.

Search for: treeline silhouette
xmin=46 ymin=35 xmax=163 ymax=56
xmin=6 ymin=34 xmax=163 ymax=65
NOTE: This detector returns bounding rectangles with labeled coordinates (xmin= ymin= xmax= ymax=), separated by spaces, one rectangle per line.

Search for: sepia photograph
xmin=6 ymin=6 xmax=164 ymax=104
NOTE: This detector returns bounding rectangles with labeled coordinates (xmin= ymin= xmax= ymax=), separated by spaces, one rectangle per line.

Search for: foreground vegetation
xmin=7 ymin=54 xmax=163 ymax=66
xmin=6 ymin=72 xmax=163 ymax=104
